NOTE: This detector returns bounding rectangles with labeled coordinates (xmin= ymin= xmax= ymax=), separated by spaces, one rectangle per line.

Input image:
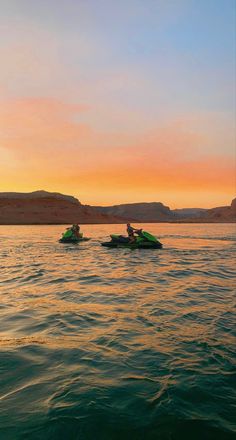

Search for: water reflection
xmin=0 ymin=224 xmax=235 ymax=439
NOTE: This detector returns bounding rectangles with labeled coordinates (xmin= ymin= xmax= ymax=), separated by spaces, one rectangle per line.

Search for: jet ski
xmin=59 ymin=228 xmax=90 ymax=243
xmin=101 ymin=230 xmax=162 ymax=249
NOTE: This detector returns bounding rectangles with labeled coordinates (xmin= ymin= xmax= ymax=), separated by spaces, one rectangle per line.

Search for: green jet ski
xmin=101 ymin=230 xmax=162 ymax=249
xmin=59 ymin=228 xmax=90 ymax=243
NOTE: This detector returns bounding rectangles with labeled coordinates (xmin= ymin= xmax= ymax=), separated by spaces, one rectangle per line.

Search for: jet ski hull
xmin=101 ymin=241 xmax=162 ymax=249
xmin=59 ymin=237 xmax=90 ymax=243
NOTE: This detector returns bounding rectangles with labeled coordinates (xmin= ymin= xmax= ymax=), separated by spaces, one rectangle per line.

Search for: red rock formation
xmin=93 ymin=202 xmax=174 ymax=222
xmin=202 ymin=198 xmax=236 ymax=222
xmin=0 ymin=191 xmax=122 ymax=224
xmin=0 ymin=191 xmax=235 ymax=224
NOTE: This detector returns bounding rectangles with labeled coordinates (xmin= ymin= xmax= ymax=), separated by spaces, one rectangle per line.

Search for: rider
xmin=126 ymin=223 xmax=137 ymax=243
xmin=72 ymin=224 xmax=81 ymax=239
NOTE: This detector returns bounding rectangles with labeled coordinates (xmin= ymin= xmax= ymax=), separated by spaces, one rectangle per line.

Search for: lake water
xmin=0 ymin=223 xmax=235 ymax=440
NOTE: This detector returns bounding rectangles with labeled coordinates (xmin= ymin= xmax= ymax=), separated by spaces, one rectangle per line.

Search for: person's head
xmin=127 ymin=223 xmax=130 ymax=227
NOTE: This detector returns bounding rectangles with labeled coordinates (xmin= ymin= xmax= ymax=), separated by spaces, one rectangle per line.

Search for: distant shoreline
xmin=0 ymin=221 xmax=235 ymax=225
xmin=1 ymin=191 xmax=235 ymax=224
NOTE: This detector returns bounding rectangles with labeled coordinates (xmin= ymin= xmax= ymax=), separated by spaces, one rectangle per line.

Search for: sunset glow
xmin=0 ymin=0 xmax=235 ymax=208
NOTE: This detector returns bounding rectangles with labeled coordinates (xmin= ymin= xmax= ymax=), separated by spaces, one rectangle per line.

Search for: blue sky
xmin=0 ymin=0 xmax=235 ymax=206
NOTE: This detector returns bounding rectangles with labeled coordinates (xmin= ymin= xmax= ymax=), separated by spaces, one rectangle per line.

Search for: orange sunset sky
xmin=0 ymin=0 xmax=235 ymax=208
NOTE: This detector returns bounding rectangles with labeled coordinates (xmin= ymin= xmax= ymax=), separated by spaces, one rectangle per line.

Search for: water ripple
xmin=0 ymin=223 xmax=235 ymax=440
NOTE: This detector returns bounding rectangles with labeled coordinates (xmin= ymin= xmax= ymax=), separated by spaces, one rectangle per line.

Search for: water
xmin=0 ymin=224 xmax=235 ymax=440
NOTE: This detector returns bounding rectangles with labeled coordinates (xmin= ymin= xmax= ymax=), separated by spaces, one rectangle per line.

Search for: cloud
xmin=0 ymin=97 xmax=235 ymax=206
xmin=0 ymin=97 xmax=90 ymax=156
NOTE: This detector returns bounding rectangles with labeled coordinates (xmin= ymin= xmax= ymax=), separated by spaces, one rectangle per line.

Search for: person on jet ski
xmin=127 ymin=223 xmax=137 ymax=243
xmin=72 ymin=224 xmax=81 ymax=239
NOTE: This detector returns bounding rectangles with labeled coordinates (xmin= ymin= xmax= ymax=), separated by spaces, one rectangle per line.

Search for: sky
xmin=0 ymin=0 xmax=235 ymax=208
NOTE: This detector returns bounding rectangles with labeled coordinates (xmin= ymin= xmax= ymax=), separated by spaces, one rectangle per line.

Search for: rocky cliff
xmin=0 ymin=191 xmax=121 ymax=224
xmin=94 ymin=199 xmax=236 ymax=223
xmin=0 ymin=191 xmax=235 ymax=224
xmin=199 ymin=198 xmax=236 ymax=222
xmin=94 ymin=202 xmax=174 ymax=222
